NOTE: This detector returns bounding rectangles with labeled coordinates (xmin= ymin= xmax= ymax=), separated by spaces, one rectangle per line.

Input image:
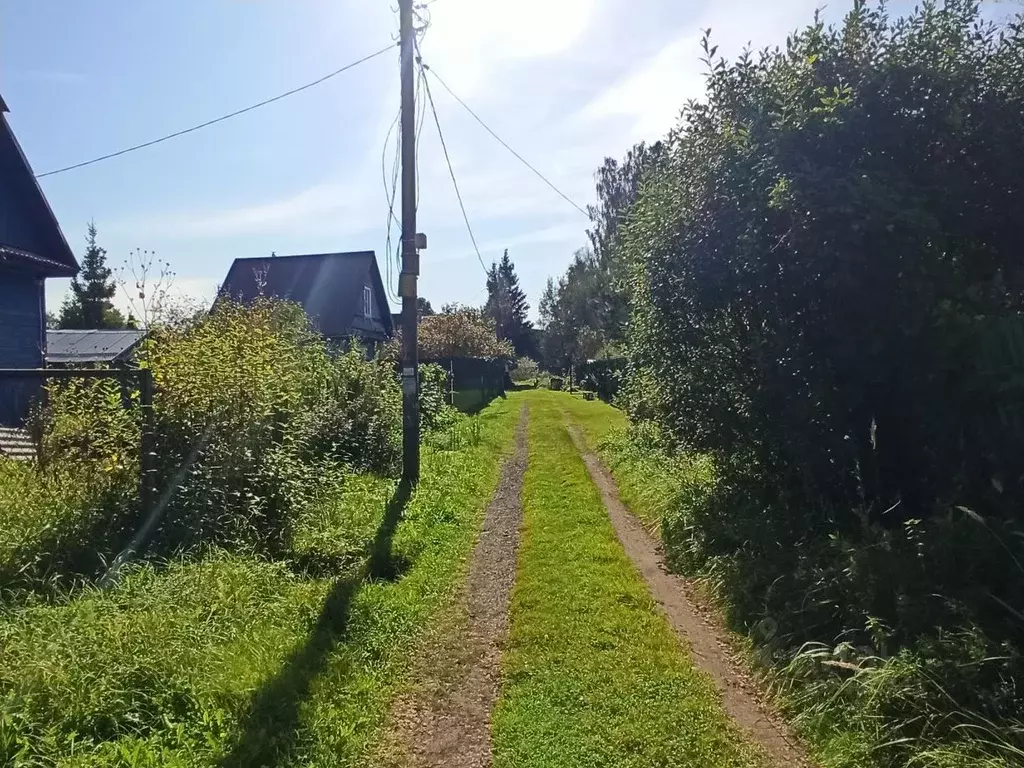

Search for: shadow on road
xmin=218 ymin=479 xmax=413 ymax=767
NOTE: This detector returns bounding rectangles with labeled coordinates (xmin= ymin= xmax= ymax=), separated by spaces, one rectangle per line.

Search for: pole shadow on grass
xmin=218 ymin=479 xmax=412 ymax=768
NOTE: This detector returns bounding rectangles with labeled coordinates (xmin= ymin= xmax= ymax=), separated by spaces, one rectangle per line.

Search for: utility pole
xmin=399 ymin=0 xmax=421 ymax=484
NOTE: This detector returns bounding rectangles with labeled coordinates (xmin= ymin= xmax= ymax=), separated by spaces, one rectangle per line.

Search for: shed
xmin=218 ymin=251 xmax=393 ymax=347
xmin=0 ymin=93 xmax=79 ymax=424
xmin=46 ymin=329 xmax=146 ymax=366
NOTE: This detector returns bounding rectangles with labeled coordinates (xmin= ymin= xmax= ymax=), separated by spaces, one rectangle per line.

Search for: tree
xmin=401 ymin=304 xmax=514 ymax=360
xmin=485 ymin=250 xmax=533 ymax=356
xmin=417 ymin=297 xmax=435 ymax=317
xmin=537 ymin=250 xmax=604 ymax=374
xmin=624 ymin=0 xmax=1024 ymax=524
xmin=57 ymin=222 xmax=129 ymax=329
xmin=585 ymin=141 xmax=664 ymax=342
xmin=535 ymin=143 xmax=662 ymax=365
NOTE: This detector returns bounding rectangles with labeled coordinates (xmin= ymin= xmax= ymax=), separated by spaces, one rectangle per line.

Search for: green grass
xmin=491 ymin=391 xmax=763 ymax=768
xmin=556 ymin=393 xmax=1024 ymax=768
xmin=555 ymin=394 xmax=714 ymax=536
xmin=0 ymin=396 xmax=520 ymax=767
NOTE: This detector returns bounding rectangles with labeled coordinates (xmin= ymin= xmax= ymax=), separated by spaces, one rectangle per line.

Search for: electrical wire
xmin=382 ymin=107 xmax=402 ymax=303
xmin=420 ymin=63 xmax=589 ymax=218
xmin=419 ymin=58 xmax=487 ymax=275
xmin=37 ymin=43 xmax=395 ymax=178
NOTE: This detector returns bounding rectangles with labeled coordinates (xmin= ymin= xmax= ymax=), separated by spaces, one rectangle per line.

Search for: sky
xmin=2 ymin=0 xmax=989 ymax=321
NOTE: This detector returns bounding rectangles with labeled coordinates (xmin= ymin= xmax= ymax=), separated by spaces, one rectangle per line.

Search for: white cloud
xmin=580 ymin=0 xmax=822 ymax=141
xmin=421 ymin=0 xmax=596 ymax=97
xmin=38 ymin=0 xmax=843 ymax=319
xmin=582 ymin=34 xmax=705 ymax=141
xmin=108 ymin=182 xmax=376 ymax=241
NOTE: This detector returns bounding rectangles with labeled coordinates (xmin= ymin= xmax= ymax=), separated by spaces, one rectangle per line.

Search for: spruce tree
xmin=58 ymin=222 xmax=127 ymax=329
xmin=485 ymin=249 xmax=533 ymax=356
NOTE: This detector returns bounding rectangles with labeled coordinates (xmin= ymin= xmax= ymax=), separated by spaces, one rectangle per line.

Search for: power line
xmin=421 ymin=63 xmax=589 ymax=218
xmin=419 ymin=58 xmax=488 ymax=275
xmin=37 ymin=43 xmax=395 ymax=179
xmin=382 ymin=108 xmax=402 ymax=303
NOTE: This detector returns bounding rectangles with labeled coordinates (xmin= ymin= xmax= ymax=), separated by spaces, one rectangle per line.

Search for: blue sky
xmin=3 ymin=0 xmax=997 ymax=320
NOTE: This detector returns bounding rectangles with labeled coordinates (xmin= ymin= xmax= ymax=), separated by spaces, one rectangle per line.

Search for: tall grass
xmin=0 ymin=299 xmax=510 ymax=765
xmin=0 ymin=300 xmax=455 ymax=595
xmin=561 ymin=394 xmax=1024 ymax=768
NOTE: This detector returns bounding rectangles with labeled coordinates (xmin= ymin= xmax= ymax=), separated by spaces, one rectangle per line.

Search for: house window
xmin=363 ymin=285 xmax=372 ymax=318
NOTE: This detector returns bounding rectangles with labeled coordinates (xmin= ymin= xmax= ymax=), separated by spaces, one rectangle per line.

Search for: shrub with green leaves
xmin=510 ymin=357 xmax=539 ymax=383
xmin=0 ymin=299 xmax=424 ymax=589
xmin=626 ymin=0 xmax=1024 ymax=521
xmin=418 ymin=363 xmax=457 ymax=432
xmin=613 ymin=2 xmax=1024 ymax=763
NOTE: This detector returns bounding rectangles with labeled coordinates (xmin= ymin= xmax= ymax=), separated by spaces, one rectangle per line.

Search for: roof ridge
xmin=230 ymin=250 xmax=375 ymax=263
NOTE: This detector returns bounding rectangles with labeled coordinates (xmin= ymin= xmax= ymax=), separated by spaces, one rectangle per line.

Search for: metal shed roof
xmin=46 ymin=329 xmax=146 ymax=365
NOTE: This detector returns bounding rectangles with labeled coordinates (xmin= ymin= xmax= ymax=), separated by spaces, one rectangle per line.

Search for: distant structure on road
xmin=218 ymin=251 xmax=394 ymax=354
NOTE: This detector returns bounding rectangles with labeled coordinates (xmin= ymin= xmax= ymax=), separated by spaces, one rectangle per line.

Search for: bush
xmin=0 ymin=300 xmax=418 ymax=591
xmin=576 ymin=358 xmax=626 ymax=402
xmin=549 ymin=377 xmax=564 ymax=391
xmin=511 ymin=357 xmax=540 ymax=383
xmin=418 ymin=363 xmax=457 ymax=431
xmin=143 ymin=300 xmax=389 ymax=554
xmin=626 ymin=1 xmax=1024 ymax=521
xmin=619 ymin=2 xmax=1024 ymax=763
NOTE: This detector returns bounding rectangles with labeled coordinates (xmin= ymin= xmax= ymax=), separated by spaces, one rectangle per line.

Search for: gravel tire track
xmin=566 ymin=423 xmax=812 ymax=768
xmin=384 ymin=405 xmax=529 ymax=768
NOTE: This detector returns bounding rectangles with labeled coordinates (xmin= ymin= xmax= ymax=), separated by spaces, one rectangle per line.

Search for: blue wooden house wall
xmin=0 ymin=267 xmax=45 ymax=367
xmin=0 ymin=267 xmax=45 ymax=424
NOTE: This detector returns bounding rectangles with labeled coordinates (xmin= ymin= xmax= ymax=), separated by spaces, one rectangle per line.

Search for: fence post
xmin=138 ymin=369 xmax=155 ymax=521
xmin=449 ymin=359 xmax=455 ymax=406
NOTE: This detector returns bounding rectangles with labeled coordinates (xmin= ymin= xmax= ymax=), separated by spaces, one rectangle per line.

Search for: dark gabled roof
xmin=46 ymin=329 xmax=146 ymax=365
xmin=0 ymin=95 xmax=77 ymax=276
xmin=219 ymin=251 xmax=393 ymax=338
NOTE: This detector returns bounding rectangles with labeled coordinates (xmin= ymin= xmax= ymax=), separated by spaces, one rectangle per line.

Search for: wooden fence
xmin=0 ymin=368 xmax=156 ymax=519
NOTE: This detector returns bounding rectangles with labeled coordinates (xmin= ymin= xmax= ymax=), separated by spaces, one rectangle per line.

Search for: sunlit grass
xmin=491 ymin=392 xmax=763 ymax=768
xmin=0 ymin=397 xmax=520 ymax=767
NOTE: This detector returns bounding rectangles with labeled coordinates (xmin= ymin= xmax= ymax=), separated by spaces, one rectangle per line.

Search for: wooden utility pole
xmin=399 ymin=0 xmax=420 ymax=483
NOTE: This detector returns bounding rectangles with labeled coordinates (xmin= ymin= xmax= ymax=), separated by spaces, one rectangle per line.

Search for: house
xmin=0 ymin=93 xmax=79 ymax=424
xmin=218 ymin=251 xmax=393 ymax=351
xmin=46 ymin=329 xmax=146 ymax=367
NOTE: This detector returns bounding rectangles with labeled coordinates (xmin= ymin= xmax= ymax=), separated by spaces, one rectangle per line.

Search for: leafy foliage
xmin=537 ymin=252 xmax=604 ymax=372
xmin=626 ymin=1 xmax=1024 ymax=520
xmin=510 ymin=356 xmax=540 ymax=384
xmin=537 ymin=141 xmax=663 ymax=375
xmin=0 ymin=299 xmax=457 ymax=592
xmin=608 ymin=2 xmax=1024 ymax=765
xmin=417 ymin=296 xmax=435 ymax=317
xmin=413 ymin=304 xmax=515 ymax=360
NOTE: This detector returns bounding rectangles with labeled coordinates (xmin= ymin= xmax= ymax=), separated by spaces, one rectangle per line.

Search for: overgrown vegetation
xmin=542 ymin=2 xmax=1024 ymax=764
xmin=396 ymin=304 xmax=515 ymax=361
xmin=492 ymin=392 xmax=763 ymax=768
xmin=2 ymin=300 xmax=453 ymax=592
xmin=0 ymin=298 xmax=513 ymax=765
